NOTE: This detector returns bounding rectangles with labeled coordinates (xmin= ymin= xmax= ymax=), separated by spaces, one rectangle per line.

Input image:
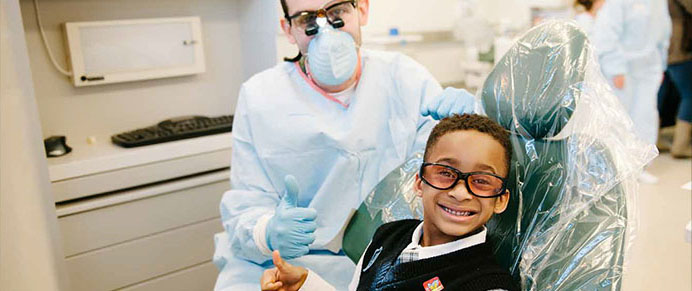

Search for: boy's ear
xmin=414 ymin=174 xmax=423 ymax=198
xmin=493 ymin=190 xmax=510 ymax=214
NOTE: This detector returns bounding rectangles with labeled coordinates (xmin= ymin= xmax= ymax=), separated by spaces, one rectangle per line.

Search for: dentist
xmin=212 ymin=0 xmax=475 ymax=289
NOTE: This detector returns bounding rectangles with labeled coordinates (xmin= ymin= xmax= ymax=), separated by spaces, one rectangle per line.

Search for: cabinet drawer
xmin=58 ymin=170 xmax=229 ymax=257
xmin=66 ymin=218 xmax=222 ymax=291
xmin=52 ymin=149 xmax=231 ymax=202
xmin=120 ymin=261 xmax=218 ymax=291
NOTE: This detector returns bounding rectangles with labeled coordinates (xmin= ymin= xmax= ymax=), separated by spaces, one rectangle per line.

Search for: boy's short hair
xmin=424 ymin=114 xmax=512 ymax=174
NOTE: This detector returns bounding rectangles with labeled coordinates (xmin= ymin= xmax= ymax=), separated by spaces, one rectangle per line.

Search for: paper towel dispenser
xmin=63 ymin=17 xmax=206 ymax=87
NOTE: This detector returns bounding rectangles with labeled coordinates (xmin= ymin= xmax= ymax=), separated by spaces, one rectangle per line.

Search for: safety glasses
xmin=286 ymin=0 xmax=357 ymax=35
xmin=419 ymin=163 xmax=507 ymax=198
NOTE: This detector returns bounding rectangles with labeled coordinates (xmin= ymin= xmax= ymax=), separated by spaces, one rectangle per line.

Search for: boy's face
xmin=415 ymin=130 xmax=510 ymax=245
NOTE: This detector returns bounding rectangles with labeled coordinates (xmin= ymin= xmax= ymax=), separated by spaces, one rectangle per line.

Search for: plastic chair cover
xmin=342 ymin=20 xmax=657 ymax=290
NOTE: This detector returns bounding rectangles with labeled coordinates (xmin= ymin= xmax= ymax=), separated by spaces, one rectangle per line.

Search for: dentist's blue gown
xmin=213 ymin=49 xmax=442 ymax=290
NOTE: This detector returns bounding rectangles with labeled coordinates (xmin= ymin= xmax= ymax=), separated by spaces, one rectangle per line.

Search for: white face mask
xmin=306 ymin=24 xmax=358 ymax=87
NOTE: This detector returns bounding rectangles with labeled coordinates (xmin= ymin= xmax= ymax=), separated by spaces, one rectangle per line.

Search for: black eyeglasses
xmin=419 ymin=163 xmax=507 ymax=198
xmin=286 ymin=0 xmax=357 ymax=35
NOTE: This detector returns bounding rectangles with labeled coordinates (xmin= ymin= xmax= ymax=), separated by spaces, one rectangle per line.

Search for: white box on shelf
xmin=63 ymin=17 xmax=206 ymax=87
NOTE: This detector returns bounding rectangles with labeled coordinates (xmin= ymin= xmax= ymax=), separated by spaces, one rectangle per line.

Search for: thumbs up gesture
xmin=260 ymin=250 xmax=309 ymax=291
xmin=265 ymin=175 xmax=318 ymax=260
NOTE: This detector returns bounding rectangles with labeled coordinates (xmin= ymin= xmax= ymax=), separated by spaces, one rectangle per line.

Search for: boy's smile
xmin=438 ymin=203 xmax=477 ymax=221
xmin=415 ymin=130 xmax=510 ymax=247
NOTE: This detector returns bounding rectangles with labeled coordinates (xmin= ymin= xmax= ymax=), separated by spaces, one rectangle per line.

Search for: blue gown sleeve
xmin=411 ymin=77 xmax=440 ymax=157
xmin=394 ymin=54 xmax=442 ymax=157
xmin=591 ymin=0 xmax=627 ymax=78
xmin=219 ymin=84 xmax=280 ymax=264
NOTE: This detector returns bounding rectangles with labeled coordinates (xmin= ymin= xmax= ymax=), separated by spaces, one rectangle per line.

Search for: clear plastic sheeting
xmin=362 ymin=153 xmax=424 ymax=223
xmin=355 ymin=20 xmax=657 ymax=290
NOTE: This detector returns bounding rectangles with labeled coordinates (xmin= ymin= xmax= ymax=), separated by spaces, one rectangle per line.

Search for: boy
xmin=260 ymin=114 xmax=519 ymax=291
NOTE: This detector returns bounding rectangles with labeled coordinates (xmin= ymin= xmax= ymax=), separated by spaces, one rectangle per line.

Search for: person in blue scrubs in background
xmin=212 ymin=0 xmax=476 ymax=290
xmin=591 ymin=0 xmax=672 ymax=183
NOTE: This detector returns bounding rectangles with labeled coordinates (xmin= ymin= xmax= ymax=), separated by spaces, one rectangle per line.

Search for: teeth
xmin=442 ymin=206 xmax=472 ymax=217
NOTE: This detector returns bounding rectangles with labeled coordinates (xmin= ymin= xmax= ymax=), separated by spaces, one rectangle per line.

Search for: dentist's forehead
xmin=286 ymin=0 xmax=339 ymax=14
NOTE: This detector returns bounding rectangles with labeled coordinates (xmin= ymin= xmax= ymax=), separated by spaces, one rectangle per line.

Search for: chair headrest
xmin=481 ymin=21 xmax=590 ymax=140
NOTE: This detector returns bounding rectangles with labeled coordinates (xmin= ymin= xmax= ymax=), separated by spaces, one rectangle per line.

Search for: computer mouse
xmin=44 ymin=135 xmax=72 ymax=158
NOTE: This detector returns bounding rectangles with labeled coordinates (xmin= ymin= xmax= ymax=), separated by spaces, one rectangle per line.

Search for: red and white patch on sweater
xmin=423 ymin=276 xmax=444 ymax=291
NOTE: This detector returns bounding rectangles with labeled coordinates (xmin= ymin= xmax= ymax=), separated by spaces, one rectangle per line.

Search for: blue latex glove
xmin=266 ymin=175 xmax=317 ymax=260
xmin=421 ymin=87 xmax=476 ymax=120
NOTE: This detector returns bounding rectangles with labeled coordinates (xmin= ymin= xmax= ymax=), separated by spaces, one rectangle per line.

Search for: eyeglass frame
xmin=285 ymin=0 xmax=357 ymax=27
xmin=419 ymin=162 xmax=508 ymax=198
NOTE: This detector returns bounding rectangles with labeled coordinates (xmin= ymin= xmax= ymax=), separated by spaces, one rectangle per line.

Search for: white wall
xmin=363 ymin=0 xmax=459 ymax=35
xmin=363 ymin=0 xmax=570 ymax=36
xmin=20 ymin=0 xmax=277 ymax=143
xmin=1 ymin=0 xmax=70 ymax=289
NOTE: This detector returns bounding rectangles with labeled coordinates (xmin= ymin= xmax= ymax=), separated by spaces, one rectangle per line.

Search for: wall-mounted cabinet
xmin=64 ymin=17 xmax=206 ymax=87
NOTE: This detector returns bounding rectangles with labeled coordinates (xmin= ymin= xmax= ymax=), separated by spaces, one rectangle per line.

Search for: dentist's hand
xmin=421 ymin=87 xmax=476 ymax=120
xmin=266 ymin=175 xmax=317 ymax=260
xmin=260 ymin=250 xmax=308 ymax=291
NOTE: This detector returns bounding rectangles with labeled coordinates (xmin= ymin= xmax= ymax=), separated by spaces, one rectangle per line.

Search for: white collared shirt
xmin=400 ymin=222 xmax=487 ymax=261
xmin=300 ymin=222 xmax=507 ymax=291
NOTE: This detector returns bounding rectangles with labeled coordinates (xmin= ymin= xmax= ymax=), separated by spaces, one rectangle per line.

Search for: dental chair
xmin=342 ymin=21 xmax=656 ymax=290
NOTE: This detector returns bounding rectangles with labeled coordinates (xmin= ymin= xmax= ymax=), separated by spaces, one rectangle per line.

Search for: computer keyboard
xmin=111 ymin=115 xmax=233 ymax=148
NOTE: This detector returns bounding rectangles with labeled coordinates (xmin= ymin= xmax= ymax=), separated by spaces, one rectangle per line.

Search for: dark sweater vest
xmin=355 ymin=219 xmax=518 ymax=291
